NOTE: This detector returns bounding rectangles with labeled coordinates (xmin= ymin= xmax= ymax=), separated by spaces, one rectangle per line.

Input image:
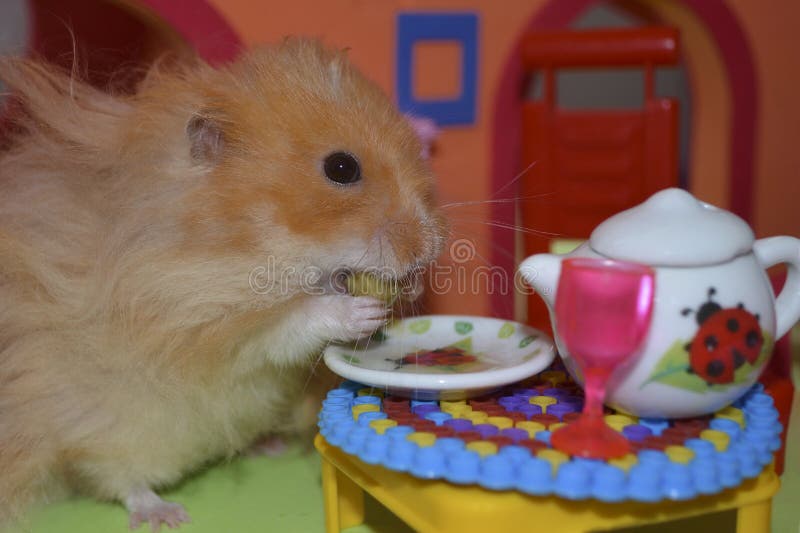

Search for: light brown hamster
xmin=0 ymin=39 xmax=446 ymax=530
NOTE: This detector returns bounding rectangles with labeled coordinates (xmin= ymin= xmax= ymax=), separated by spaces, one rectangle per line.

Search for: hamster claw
xmin=125 ymin=489 xmax=191 ymax=532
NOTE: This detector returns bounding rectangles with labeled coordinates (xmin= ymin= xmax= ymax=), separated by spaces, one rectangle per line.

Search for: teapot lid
xmin=589 ymin=188 xmax=754 ymax=267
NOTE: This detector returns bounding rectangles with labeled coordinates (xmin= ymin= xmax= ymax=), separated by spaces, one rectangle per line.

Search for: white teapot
xmin=519 ymin=188 xmax=800 ymax=418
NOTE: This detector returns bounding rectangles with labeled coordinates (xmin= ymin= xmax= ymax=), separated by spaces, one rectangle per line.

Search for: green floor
xmin=12 ymin=332 xmax=800 ymax=533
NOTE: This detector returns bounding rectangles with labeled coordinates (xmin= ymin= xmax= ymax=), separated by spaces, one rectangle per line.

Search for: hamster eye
xmin=323 ymin=152 xmax=361 ymax=185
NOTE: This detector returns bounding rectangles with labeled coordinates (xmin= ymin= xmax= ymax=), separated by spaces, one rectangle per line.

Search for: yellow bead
xmin=715 ymin=406 xmax=745 ymax=428
xmin=530 ymin=396 xmax=557 ymax=411
xmin=548 ymin=422 xmax=567 ymax=432
xmin=665 ymin=446 xmax=695 ymax=464
xmin=608 ymin=454 xmax=639 ymax=472
xmin=540 ymin=370 xmax=567 ymax=385
xmin=466 ymin=441 xmax=498 ymax=457
xmin=604 ymin=414 xmax=636 ymax=432
xmin=406 ymin=432 xmax=437 ymax=447
xmin=441 ymin=400 xmax=467 ymax=407
xmin=537 ymin=449 xmax=570 ymax=473
xmin=351 ymin=403 xmax=380 ymax=420
xmin=465 ymin=411 xmax=489 ymax=424
xmin=369 ymin=419 xmax=398 ymax=435
xmin=357 ymin=388 xmax=384 ymax=398
xmin=515 ymin=421 xmax=546 ymax=439
xmin=700 ymin=429 xmax=730 ymax=452
xmin=487 ymin=416 xmax=514 ymax=430
xmin=442 ymin=403 xmax=472 ymax=417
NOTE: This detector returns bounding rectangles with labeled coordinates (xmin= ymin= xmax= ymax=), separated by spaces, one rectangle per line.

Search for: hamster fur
xmin=0 ymin=39 xmax=446 ymax=528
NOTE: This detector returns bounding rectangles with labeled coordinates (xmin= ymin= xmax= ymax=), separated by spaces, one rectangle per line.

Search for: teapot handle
xmin=753 ymin=236 xmax=800 ymax=339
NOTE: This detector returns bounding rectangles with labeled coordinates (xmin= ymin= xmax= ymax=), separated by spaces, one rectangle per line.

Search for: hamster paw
xmin=125 ymin=489 xmax=191 ymax=532
xmin=316 ymin=295 xmax=388 ymax=341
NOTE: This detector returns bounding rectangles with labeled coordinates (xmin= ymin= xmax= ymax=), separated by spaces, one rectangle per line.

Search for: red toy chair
xmin=519 ymin=27 xmax=680 ymax=333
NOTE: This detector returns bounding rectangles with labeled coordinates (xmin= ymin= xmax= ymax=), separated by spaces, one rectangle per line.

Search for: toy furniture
xmin=316 ymin=437 xmax=779 ymax=533
xmin=316 ymin=379 xmax=783 ymax=533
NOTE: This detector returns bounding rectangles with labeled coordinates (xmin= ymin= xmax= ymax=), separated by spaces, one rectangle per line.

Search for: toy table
xmin=316 ymin=435 xmax=778 ymax=533
xmin=315 ymin=377 xmax=782 ymax=533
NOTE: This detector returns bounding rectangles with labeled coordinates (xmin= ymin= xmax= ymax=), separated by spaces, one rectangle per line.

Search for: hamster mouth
xmin=328 ymin=269 xmax=419 ymax=301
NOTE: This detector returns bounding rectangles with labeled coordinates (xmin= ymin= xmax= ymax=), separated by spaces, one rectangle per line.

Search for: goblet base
xmin=550 ymin=415 xmax=631 ymax=459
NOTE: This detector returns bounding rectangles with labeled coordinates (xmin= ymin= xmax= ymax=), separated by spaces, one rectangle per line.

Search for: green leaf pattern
xmin=642 ymin=331 xmax=774 ymax=392
xmin=518 ymin=335 xmax=538 ymax=348
xmin=498 ymin=323 xmax=515 ymax=338
xmin=455 ymin=321 xmax=474 ymax=335
xmin=408 ymin=319 xmax=432 ymax=334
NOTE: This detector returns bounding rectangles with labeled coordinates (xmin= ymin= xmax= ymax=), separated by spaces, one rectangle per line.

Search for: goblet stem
xmin=581 ymin=366 xmax=611 ymax=418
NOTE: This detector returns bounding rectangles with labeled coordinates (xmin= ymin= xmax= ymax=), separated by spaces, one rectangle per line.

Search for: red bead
xmin=530 ymin=414 xmax=560 ymax=428
xmin=517 ymin=439 xmax=548 ymax=453
xmin=429 ymin=426 xmax=456 ymax=438
xmin=486 ymin=435 xmax=515 ymax=449
xmin=459 ymin=431 xmax=482 ymax=443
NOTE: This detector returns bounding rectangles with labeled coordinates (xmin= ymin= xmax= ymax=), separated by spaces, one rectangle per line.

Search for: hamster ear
xmin=405 ymin=114 xmax=438 ymax=159
xmin=186 ymin=113 xmax=224 ymax=163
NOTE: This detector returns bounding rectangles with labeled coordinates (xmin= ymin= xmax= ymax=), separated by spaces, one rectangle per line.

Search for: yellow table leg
xmin=321 ymin=456 xmax=365 ymax=532
xmin=736 ymin=500 xmax=772 ymax=533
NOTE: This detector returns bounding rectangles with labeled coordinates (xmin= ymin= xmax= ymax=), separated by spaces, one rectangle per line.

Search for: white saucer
xmin=323 ymin=315 xmax=555 ymax=400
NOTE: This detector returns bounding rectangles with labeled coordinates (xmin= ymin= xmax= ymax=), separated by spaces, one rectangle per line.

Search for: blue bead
xmin=322 ymin=397 xmax=351 ymax=409
xmin=498 ymin=445 xmax=532 ymax=466
xmin=434 ymin=437 xmax=466 ymax=454
xmin=328 ymin=420 xmax=357 ymax=446
xmin=710 ymin=418 xmax=741 ymax=442
xmin=444 ymin=449 xmax=481 ymax=484
xmin=639 ymin=418 xmax=670 ymax=436
xmin=715 ymin=451 xmax=742 ymax=488
xmin=358 ymin=411 xmax=388 ymax=426
xmin=353 ymin=395 xmax=382 ymax=406
xmin=534 ymin=430 xmax=551 ymax=445
xmin=627 ymin=464 xmax=662 ymax=502
xmin=383 ymin=440 xmax=418 ymax=472
xmin=684 ymin=438 xmax=716 ymax=459
xmin=425 ymin=411 xmax=453 ymax=426
xmin=637 ymin=450 xmax=669 ymax=467
xmin=516 ymin=457 xmax=553 ymax=496
xmin=410 ymin=446 xmax=447 ymax=479
xmin=386 ymin=426 xmax=416 ymax=441
xmin=746 ymin=392 xmax=774 ymax=409
xmin=691 ymin=458 xmax=721 ymax=495
xmin=411 ymin=399 xmax=437 ymax=408
xmin=554 ymin=462 xmax=592 ymax=499
xmin=360 ymin=434 xmax=390 ymax=464
xmin=571 ymin=458 xmax=605 ymax=475
xmin=662 ymin=463 xmax=696 ymax=500
xmin=480 ymin=454 xmax=516 ymax=490
xmin=592 ymin=464 xmax=627 ymax=502
xmin=342 ymin=426 xmax=372 ymax=455
xmin=327 ymin=388 xmax=355 ymax=400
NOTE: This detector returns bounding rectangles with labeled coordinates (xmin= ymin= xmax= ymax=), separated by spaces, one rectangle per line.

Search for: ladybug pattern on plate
xmin=681 ymin=288 xmax=763 ymax=385
xmin=642 ymin=287 xmax=772 ymax=393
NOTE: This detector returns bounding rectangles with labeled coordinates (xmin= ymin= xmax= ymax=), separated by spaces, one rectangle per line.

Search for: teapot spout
xmin=519 ymin=254 xmax=563 ymax=310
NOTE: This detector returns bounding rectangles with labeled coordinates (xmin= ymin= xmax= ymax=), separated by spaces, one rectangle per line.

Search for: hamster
xmin=0 ymin=39 xmax=446 ymax=530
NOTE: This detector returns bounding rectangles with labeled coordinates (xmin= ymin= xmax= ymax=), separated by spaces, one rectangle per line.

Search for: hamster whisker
xmin=439 ymin=192 xmax=555 ymax=210
xmin=489 ymin=159 xmax=539 ymax=200
xmin=446 ymin=217 xmax=563 ymax=239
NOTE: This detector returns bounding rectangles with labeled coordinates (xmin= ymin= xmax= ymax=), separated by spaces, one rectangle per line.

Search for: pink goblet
xmin=550 ymin=257 xmax=655 ymax=459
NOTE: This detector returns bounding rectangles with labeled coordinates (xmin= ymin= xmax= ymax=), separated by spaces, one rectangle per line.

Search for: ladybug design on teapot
xmin=682 ymin=288 xmax=764 ymax=385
